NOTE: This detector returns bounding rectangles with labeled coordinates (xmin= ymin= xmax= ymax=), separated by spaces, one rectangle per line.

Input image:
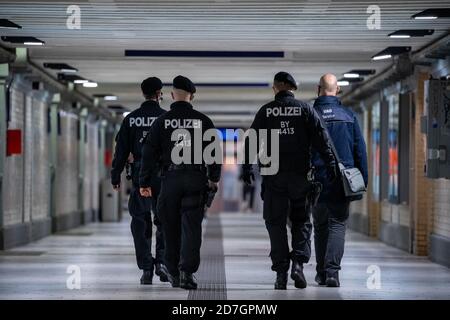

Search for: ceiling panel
xmin=0 ymin=0 xmax=449 ymax=121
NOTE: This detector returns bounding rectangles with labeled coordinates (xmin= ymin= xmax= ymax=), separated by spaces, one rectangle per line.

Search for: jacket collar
xmin=314 ymin=95 xmax=341 ymax=107
xmin=140 ymin=100 xmax=160 ymax=108
xmin=170 ymin=101 xmax=193 ymax=110
xmin=275 ymin=90 xmax=295 ymax=100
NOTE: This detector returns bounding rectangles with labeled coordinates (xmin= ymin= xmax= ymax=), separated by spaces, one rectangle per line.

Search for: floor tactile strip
xmin=188 ymin=215 xmax=227 ymax=300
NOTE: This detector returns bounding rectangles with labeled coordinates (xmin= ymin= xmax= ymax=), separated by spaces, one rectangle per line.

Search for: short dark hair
xmin=273 ymin=80 xmax=295 ymax=91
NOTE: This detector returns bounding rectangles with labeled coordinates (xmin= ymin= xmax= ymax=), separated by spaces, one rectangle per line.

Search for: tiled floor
xmin=0 ymin=212 xmax=449 ymax=300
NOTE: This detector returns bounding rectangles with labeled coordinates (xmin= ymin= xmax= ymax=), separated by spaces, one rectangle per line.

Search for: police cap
xmin=173 ymin=75 xmax=196 ymax=94
xmin=274 ymin=71 xmax=298 ymax=90
xmin=141 ymin=77 xmax=163 ymax=96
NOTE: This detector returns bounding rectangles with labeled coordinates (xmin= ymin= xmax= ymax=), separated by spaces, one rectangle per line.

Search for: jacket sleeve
xmin=111 ymin=118 xmax=130 ymax=186
xmin=204 ymin=117 xmax=222 ymax=182
xmin=243 ymin=108 xmax=264 ymax=173
xmin=352 ymin=115 xmax=369 ymax=186
xmin=305 ymin=105 xmax=336 ymax=168
xmin=139 ymin=119 xmax=162 ymax=188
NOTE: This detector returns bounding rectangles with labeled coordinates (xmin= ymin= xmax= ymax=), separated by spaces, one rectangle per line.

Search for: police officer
xmin=312 ymin=74 xmax=368 ymax=287
xmin=242 ymin=72 xmax=337 ymax=290
xmin=139 ymin=75 xmax=221 ymax=290
xmin=111 ymin=77 xmax=169 ymax=285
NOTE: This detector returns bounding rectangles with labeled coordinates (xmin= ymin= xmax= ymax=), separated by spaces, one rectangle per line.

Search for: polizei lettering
xmin=129 ymin=116 xmax=156 ymax=127
xmin=165 ymin=119 xmax=202 ymax=129
xmin=266 ymin=106 xmax=301 ymax=117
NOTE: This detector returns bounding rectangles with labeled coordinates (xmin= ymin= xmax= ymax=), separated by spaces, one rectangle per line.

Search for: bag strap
xmin=315 ymin=108 xmax=344 ymax=170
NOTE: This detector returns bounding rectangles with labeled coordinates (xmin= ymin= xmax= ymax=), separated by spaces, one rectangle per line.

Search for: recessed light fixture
xmin=411 ymin=8 xmax=450 ymax=20
xmin=93 ymin=94 xmax=118 ymax=101
xmin=388 ymin=29 xmax=434 ymax=38
xmin=337 ymin=80 xmax=350 ymax=86
xmin=0 ymin=19 xmax=22 ymax=29
xmin=372 ymin=47 xmax=411 ymax=61
xmin=343 ymin=69 xmax=376 ymax=78
xmin=44 ymin=63 xmax=78 ymax=73
xmin=1 ymin=36 xmax=45 ymax=46
xmin=83 ymin=82 xmax=98 ymax=88
xmin=57 ymin=74 xmax=88 ymax=83
xmin=343 ymin=73 xmax=360 ymax=78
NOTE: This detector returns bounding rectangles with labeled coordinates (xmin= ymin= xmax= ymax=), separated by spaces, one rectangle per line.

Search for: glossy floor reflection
xmin=0 ymin=212 xmax=449 ymax=300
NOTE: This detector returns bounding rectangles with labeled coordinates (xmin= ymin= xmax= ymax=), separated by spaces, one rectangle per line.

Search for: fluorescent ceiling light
xmin=372 ymin=54 xmax=392 ymax=61
xmin=23 ymin=42 xmax=44 ymax=46
xmin=389 ymin=35 xmax=411 ymax=39
xmin=337 ymin=80 xmax=350 ymax=86
xmin=1 ymin=36 xmax=45 ymax=45
xmin=414 ymin=16 xmax=438 ymax=20
xmin=74 ymin=79 xmax=89 ymax=84
xmin=83 ymin=82 xmax=98 ymax=88
xmin=411 ymin=8 xmax=450 ymax=19
xmin=104 ymin=95 xmax=118 ymax=101
xmin=44 ymin=63 xmax=78 ymax=73
xmin=0 ymin=19 xmax=22 ymax=29
xmin=344 ymin=73 xmax=360 ymax=78
xmin=388 ymin=29 xmax=434 ymax=38
xmin=371 ymin=47 xmax=411 ymax=61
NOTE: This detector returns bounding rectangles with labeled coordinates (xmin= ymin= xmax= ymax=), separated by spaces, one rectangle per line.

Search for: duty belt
xmin=165 ymin=164 xmax=205 ymax=172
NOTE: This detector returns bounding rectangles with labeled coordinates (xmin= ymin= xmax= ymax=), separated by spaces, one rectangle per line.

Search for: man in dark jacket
xmin=111 ymin=77 xmax=168 ymax=285
xmin=311 ymin=73 xmax=368 ymax=287
xmin=242 ymin=72 xmax=337 ymax=290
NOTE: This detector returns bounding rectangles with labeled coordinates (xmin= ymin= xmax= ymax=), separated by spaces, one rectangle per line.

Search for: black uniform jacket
xmin=139 ymin=101 xmax=222 ymax=188
xmin=244 ymin=91 xmax=336 ymax=174
xmin=111 ymin=100 xmax=166 ymax=186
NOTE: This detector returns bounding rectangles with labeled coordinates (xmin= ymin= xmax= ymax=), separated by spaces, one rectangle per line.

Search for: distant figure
xmin=240 ymin=166 xmax=256 ymax=212
xmin=311 ymin=73 xmax=368 ymax=287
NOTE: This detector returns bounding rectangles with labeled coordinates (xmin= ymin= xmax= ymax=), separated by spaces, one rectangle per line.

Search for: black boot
xmin=180 ymin=271 xmax=198 ymax=290
xmin=326 ymin=272 xmax=340 ymax=287
xmin=155 ymin=263 xmax=169 ymax=282
xmin=274 ymin=272 xmax=287 ymax=290
xmin=315 ymin=272 xmax=326 ymax=286
xmin=140 ymin=270 xmax=153 ymax=285
xmin=291 ymin=261 xmax=307 ymax=289
xmin=167 ymin=273 xmax=180 ymax=288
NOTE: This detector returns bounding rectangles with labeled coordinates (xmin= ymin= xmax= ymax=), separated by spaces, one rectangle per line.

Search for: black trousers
xmin=312 ymin=201 xmax=350 ymax=276
xmin=157 ymin=170 xmax=207 ymax=276
xmin=128 ymin=179 xmax=164 ymax=271
xmin=262 ymin=172 xmax=312 ymax=273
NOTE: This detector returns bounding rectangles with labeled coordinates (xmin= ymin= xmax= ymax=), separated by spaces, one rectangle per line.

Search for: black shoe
xmin=291 ymin=261 xmax=307 ymax=289
xmin=274 ymin=272 xmax=287 ymax=290
xmin=326 ymin=273 xmax=340 ymax=287
xmin=167 ymin=273 xmax=180 ymax=288
xmin=315 ymin=272 xmax=326 ymax=286
xmin=140 ymin=270 xmax=153 ymax=285
xmin=155 ymin=263 xmax=169 ymax=282
xmin=180 ymin=271 xmax=198 ymax=290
